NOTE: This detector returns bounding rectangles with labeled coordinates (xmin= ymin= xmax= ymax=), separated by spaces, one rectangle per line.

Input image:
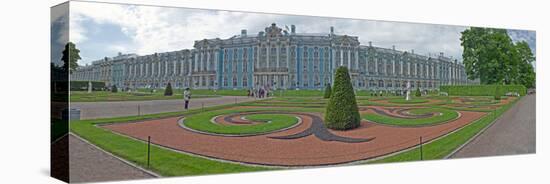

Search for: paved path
xmin=451 ymin=94 xmax=536 ymax=158
xmin=71 ymin=96 xmax=259 ymax=119
xmin=69 ymin=134 xmax=155 ymax=183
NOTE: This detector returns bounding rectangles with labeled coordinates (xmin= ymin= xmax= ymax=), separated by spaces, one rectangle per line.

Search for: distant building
xmin=72 ymin=23 xmax=477 ymax=92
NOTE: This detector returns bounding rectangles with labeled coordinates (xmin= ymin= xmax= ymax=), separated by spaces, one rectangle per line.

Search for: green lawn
xmin=184 ymin=110 xmax=299 ymax=135
xmin=362 ymin=107 xmax=459 ymax=126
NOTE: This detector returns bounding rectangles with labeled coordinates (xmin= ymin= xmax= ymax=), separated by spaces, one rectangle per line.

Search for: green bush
xmin=324 ymin=67 xmax=361 ymax=130
xmin=164 ymin=82 xmax=173 ymax=96
xmin=323 ymin=84 xmax=332 ymax=99
xmin=111 ymin=85 xmax=118 ymax=93
xmin=415 ymin=87 xmax=421 ymax=97
xmin=440 ymin=85 xmax=526 ymax=96
xmin=494 ymin=85 xmax=501 ymax=100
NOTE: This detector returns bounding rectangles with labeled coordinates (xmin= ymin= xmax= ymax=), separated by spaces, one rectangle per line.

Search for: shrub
xmin=324 ymin=67 xmax=361 ymax=130
xmin=415 ymin=87 xmax=421 ymax=97
xmin=164 ymin=82 xmax=173 ymax=96
xmin=111 ymin=85 xmax=118 ymax=93
xmin=323 ymin=84 xmax=332 ymax=99
xmin=494 ymin=85 xmax=501 ymax=100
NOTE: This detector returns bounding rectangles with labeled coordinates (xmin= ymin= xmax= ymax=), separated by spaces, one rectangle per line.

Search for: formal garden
xmin=69 ymin=66 xmax=526 ymax=177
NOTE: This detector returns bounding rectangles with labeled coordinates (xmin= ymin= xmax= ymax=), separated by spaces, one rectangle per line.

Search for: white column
xmin=173 ymin=60 xmax=176 ymax=76
xmin=392 ymin=59 xmax=396 ymax=76
xmin=347 ymin=49 xmax=351 ymax=69
xmin=188 ymin=58 xmax=192 ymax=76
xmin=267 ymin=44 xmax=270 ymax=68
xmin=194 ymin=52 xmax=199 ymax=72
xmin=158 ymin=60 xmax=161 ymax=77
xmin=214 ymin=50 xmax=218 ymax=72
xmin=206 ymin=50 xmax=210 ymax=71
xmin=340 ymin=48 xmax=344 ymax=66
xmin=200 ymin=51 xmax=204 ymax=72
xmin=276 ymin=44 xmax=280 ymax=68
xmin=407 ymin=62 xmax=410 ymax=76
xmin=375 ymin=58 xmax=378 ymax=75
xmin=286 ymin=45 xmax=290 ymax=69
xmin=355 ymin=49 xmax=359 ymax=71
xmin=164 ymin=60 xmax=168 ymax=77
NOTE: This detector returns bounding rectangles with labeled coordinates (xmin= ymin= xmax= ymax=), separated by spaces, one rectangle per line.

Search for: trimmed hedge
xmin=69 ymin=81 xmax=105 ymax=91
xmin=440 ymin=85 xmax=526 ymax=96
xmin=324 ymin=67 xmax=361 ymax=130
xmin=415 ymin=87 xmax=421 ymax=97
xmin=111 ymin=85 xmax=118 ymax=93
xmin=323 ymin=84 xmax=332 ymax=99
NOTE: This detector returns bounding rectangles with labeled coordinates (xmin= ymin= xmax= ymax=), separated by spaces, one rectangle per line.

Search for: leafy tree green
xmin=324 ymin=67 xmax=360 ymax=130
xmin=415 ymin=87 xmax=421 ymax=97
xmin=460 ymin=28 xmax=535 ymax=86
xmin=164 ymin=82 xmax=173 ymax=96
xmin=323 ymin=84 xmax=332 ymax=99
xmin=111 ymin=85 xmax=118 ymax=93
xmin=61 ymin=42 xmax=81 ymax=73
xmin=515 ymin=41 xmax=536 ymax=88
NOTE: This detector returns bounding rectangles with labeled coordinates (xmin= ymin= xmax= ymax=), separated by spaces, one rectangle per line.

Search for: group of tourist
xmin=248 ymin=86 xmax=271 ymax=98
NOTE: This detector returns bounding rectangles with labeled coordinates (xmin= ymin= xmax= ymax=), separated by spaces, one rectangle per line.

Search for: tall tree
xmin=61 ymin=42 xmax=81 ymax=73
xmin=460 ymin=27 xmax=535 ymax=86
xmin=515 ymin=41 xmax=536 ymax=88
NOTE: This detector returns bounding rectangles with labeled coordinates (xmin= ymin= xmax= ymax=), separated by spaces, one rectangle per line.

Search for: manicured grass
xmin=70 ymin=91 xmax=215 ymax=102
xmin=184 ymin=110 xmax=299 ymax=135
xmin=388 ymin=98 xmax=429 ymax=104
xmin=367 ymin=97 xmax=519 ymax=163
xmin=362 ymin=108 xmax=459 ymax=126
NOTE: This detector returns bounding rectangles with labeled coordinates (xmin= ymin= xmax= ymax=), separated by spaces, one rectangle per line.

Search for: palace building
xmin=72 ymin=23 xmax=476 ymax=92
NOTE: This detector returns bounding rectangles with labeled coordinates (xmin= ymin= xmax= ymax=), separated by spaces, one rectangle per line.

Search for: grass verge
xmin=362 ymin=108 xmax=459 ymax=126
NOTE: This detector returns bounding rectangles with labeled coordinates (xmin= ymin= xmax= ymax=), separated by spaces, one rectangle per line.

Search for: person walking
xmin=183 ymin=88 xmax=191 ymax=110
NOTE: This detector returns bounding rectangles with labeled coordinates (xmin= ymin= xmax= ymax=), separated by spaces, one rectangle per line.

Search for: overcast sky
xmin=51 ymin=1 xmax=536 ymax=66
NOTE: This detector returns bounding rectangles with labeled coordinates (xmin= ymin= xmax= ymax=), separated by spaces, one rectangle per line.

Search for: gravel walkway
xmin=450 ymin=94 xmax=536 ymax=158
xmin=71 ymin=96 xmax=258 ymax=119
xmin=69 ymin=134 xmax=155 ymax=183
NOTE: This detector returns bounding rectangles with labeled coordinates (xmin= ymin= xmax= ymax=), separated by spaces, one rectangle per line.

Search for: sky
xmin=50 ymin=1 xmax=536 ymax=67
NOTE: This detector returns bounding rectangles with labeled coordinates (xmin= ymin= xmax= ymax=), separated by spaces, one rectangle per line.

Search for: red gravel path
xmin=102 ymin=110 xmax=485 ymax=166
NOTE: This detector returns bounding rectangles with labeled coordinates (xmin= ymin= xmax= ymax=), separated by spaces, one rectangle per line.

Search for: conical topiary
xmin=164 ymin=82 xmax=173 ymax=96
xmin=415 ymin=87 xmax=421 ymax=97
xmin=111 ymin=85 xmax=118 ymax=93
xmin=323 ymin=84 xmax=332 ymax=99
xmin=324 ymin=67 xmax=361 ymax=130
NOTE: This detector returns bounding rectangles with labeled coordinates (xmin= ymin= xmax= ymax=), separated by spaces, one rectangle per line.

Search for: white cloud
xmin=70 ymin=1 xmax=470 ymax=61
